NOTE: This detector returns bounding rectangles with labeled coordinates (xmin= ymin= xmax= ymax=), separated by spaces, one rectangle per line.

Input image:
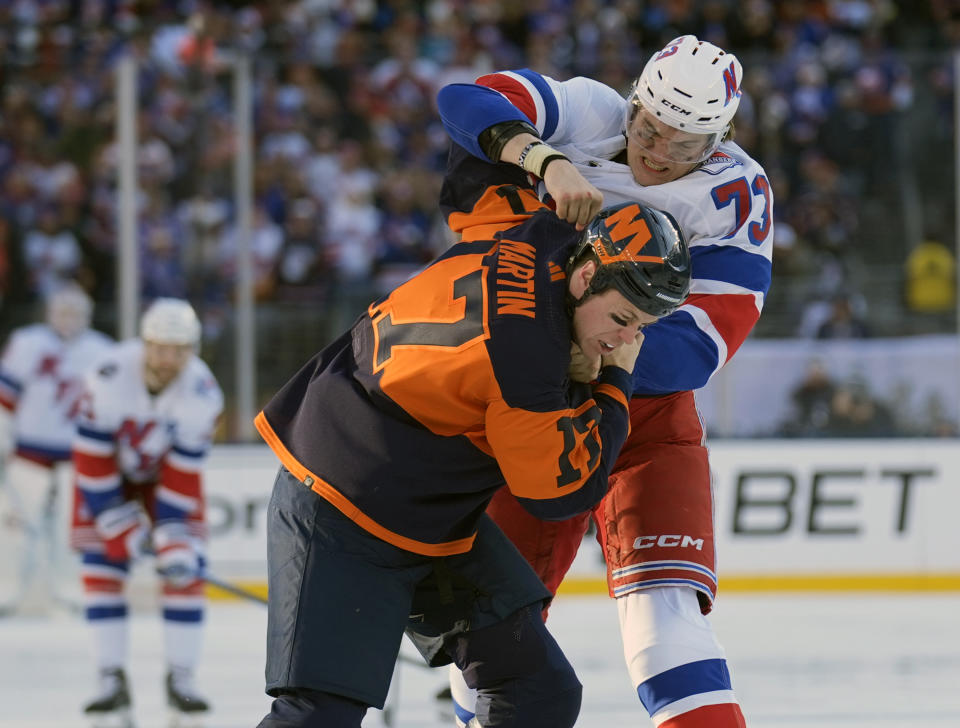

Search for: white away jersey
xmin=438 ymin=70 xmax=774 ymax=394
xmin=74 ymin=339 xmax=223 ymax=484
xmin=0 ymin=324 xmax=114 ymax=461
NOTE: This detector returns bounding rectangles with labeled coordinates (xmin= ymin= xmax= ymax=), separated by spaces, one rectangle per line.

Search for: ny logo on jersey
xmin=723 ymin=61 xmax=741 ymax=106
xmin=36 ymin=354 xmax=87 ymax=416
xmin=36 ymin=355 xmax=60 ymax=377
xmin=116 ymin=419 xmax=172 ymax=474
xmin=56 ymin=378 xmax=86 ymax=418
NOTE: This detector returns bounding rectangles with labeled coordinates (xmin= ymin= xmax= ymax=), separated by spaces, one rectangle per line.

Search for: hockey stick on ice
xmin=199 ymin=571 xmax=268 ymax=605
xmin=153 ymin=559 xmax=268 ymax=605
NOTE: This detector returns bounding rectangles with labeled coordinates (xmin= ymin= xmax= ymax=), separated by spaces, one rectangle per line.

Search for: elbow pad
xmin=479 ymin=120 xmax=540 ymax=163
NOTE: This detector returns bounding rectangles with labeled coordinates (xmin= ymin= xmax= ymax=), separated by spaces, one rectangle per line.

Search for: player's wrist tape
xmin=518 ymin=141 xmax=568 ymax=178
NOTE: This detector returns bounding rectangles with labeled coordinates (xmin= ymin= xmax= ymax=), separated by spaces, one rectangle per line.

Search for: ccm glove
xmin=95 ymin=501 xmax=150 ymax=563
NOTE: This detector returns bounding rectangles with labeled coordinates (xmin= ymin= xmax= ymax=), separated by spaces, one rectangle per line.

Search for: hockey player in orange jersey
xmin=254 ymin=193 xmax=691 ymax=728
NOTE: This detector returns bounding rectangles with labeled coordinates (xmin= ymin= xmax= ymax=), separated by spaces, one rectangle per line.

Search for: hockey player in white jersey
xmin=69 ymin=298 xmax=223 ymax=728
xmin=0 ymin=283 xmax=113 ymax=614
xmin=436 ymin=35 xmax=773 ymax=727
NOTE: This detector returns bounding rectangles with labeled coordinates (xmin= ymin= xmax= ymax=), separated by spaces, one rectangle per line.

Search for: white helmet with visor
xmin=626 ymin=35 xmax=743 ymax=164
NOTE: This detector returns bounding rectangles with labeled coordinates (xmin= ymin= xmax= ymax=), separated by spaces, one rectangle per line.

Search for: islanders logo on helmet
xmin=589 ymin=204 xmax=667 ymax=266
xmin=572 ymin=202 xmax=691 ymax=318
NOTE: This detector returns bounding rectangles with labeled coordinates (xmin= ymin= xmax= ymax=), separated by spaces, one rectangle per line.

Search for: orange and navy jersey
xmin=256 ymin=189 xmax=634 ymax=557
xmin=439 ymin=142 xmax=537 ymax=238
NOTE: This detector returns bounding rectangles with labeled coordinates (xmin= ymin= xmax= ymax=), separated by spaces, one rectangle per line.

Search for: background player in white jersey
xmin=0 ymin=283 xmax=113 ymax=614
xmin=436 ymin=35 xmax=773 ymax=727
xmin=69 ymin=298 xmax=223 ymax=728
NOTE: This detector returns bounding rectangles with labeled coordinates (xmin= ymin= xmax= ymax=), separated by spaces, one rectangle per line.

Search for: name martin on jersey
xmin=495 ymin=238 xmax=537 ymax=319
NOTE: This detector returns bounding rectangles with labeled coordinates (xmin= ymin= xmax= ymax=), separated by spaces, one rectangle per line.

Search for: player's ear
xmin=569 ymin=259 xmax=596 ymax=300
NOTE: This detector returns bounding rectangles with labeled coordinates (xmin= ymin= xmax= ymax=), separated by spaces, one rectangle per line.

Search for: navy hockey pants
xmin=256 ymin=467 xmax=581 ymax=727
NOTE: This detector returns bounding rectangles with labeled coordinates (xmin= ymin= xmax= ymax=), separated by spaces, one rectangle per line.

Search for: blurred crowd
xmin=0 ymin=0 xmax=958 ymax=345
xmin=779 ymin=357 xmax=959 ymax=437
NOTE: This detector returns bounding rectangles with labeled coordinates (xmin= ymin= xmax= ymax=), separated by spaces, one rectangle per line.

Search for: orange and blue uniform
xmin=256 ymin=187 xmax=633 ymax=557
xmin=254 ymin=186 xmax=643 ymax=728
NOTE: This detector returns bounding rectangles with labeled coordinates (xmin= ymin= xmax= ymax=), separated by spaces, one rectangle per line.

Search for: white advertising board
xmin=197 ymin=440 xmax=960 ymax=591
xmin=707 ymin=439 xmax=960 ymax=588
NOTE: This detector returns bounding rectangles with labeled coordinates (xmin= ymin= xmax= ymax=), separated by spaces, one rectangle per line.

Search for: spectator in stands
xmin=1 ymin=0 xmax=958 ymax=436
xmin=904 ymin=235 xmax=956 ymax=316
xmin=780 ymin=358 xmax=836 ymax=437
xmin=22 ymin=203 xmax=83 ymax=299
xmin=273 ymin=197 xmax=331 ymax=304
xmin=824 ymin=376 xmax=897 ymax=437
xmin=371 ymin=171 xmax=436 ymax=294
xmin=816 ymin=294 xmax=871 ymax=339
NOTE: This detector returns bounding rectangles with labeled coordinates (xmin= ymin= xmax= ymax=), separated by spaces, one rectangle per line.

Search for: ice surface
xmin=1 ymin=593 xmax=959 ymax=727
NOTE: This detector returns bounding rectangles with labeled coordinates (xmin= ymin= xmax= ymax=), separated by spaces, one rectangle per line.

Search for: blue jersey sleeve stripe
xmin=77 ymin=424 xmax=115 ymax=442
xmin=437 ymin=84 xmax=530 ymax=162
xmin=172 ymin=443 xmax=206 ymax=459
xmin=636 ymin=658 xmax=733 ymax=714
xmin=691 ymin=245 xmax=771 ymax=294
xmin=15 ymin=442 xmax=71 ymax=461
xmin=0 ymin=370 xmax=22 ymax=392
xmin=513 ymin=69 xmax=559 ymax=139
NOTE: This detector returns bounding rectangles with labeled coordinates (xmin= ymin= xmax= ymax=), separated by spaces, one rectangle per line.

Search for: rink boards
xmin=198 ymin=439 xmax=960 ymax=595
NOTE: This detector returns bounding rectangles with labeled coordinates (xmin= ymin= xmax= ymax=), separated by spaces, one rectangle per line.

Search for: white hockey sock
xmin=164 ymin=620 xmax=203 ymax=674
xmin=90 ymin=617 xmax=128 ymax=672
xmin=448 ymin=663 xmax=478 ymax=726
xmin=618 ymin=586 xmax=739 ymax=725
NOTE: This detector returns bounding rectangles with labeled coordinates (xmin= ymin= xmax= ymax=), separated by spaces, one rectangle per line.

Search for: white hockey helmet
xmin=46 ymin=282 xmax=93 ymax=339
xmin=140 ymin=298 xmax=201 ymax=346
xmin=626 ymin=35 xmax=743 ymax=161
